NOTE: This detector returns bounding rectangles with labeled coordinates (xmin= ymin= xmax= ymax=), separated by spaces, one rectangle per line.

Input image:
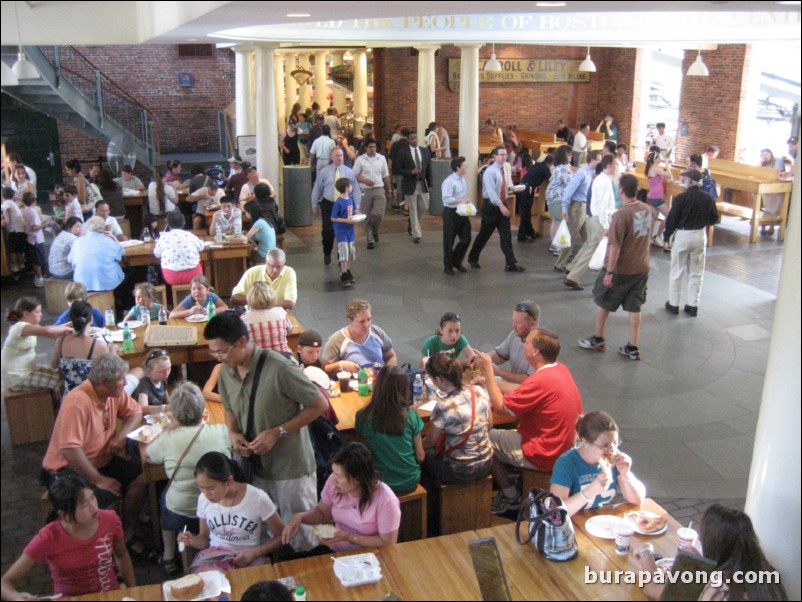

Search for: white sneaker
xmin=33 ymin=276 xmax=45 ymax=287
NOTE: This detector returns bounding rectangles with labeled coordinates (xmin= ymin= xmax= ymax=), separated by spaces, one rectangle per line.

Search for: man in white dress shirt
xmin=654 ymin=122 xmax=675 ymax=161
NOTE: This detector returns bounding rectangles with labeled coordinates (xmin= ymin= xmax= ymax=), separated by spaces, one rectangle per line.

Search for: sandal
xmin=161 ymin=556 xmax=181 ymax=578
xmin=126 ymin=537 xmax=161 ymax=564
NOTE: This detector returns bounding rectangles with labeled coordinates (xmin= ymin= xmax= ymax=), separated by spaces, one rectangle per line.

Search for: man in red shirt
xmin=476 ymin=329 xmax=584 ymax=514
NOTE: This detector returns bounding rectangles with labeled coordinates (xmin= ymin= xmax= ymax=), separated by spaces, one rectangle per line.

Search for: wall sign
xmin=447 ymin=58 xmax=589 ymax=91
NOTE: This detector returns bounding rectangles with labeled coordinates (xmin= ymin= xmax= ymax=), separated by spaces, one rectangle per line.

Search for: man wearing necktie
xmin=311 ymin=148 xmax=362 ymax=265
xmin=468 ymin=146 xmax=525 ymax=273
xmin=396 ymin=132 xmax=431 ymax=243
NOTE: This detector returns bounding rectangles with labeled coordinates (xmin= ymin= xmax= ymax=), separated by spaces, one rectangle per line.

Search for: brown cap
xmin=681 ymin=169 xmax=704 ymax=182
xmin=298 ymin=330 xmax=322 ymax=348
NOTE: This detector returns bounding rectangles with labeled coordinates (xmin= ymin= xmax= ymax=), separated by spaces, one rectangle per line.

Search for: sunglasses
xmin=440 ymin=313 xmax=461 ymax=327
xmin=515 ymin=303 xmax=536 ymax=319
xmin=145 ymin=348 xmax=169 ymax=367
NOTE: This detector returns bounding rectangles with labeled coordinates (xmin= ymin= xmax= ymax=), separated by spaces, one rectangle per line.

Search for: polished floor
xmin=1 ymin=208 xmax=781 ymax=592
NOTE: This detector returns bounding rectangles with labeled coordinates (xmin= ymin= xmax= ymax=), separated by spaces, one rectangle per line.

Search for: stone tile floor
xmin=1 ymin=209 xmax=783 ymax=593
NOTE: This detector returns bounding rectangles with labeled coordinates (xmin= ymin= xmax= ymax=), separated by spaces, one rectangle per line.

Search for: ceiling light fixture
xmin=290 ymin=67 xmax=313 ymax=85
xmin=286 ymin=13 xmax=311 ymax=18
xmin=11 ymin=1 xmax=38 ymax=80
xmin=484 ymin=43 xmax=502 ymax=72
xmin=686 ymin=47 xmax=709 ymax=77
xmin=578 ymin=46 xmax=596 ymax=73
xmin=536 ymin=2 xmax=567 ymax=6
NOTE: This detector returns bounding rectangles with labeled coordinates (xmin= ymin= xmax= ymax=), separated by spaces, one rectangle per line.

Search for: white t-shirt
xmin=196 ymin=484 xmax=277 ymax=551
xmin=573 ymin=131 xmax=587 ymax=152
xmin=1 ymin=199 xmax=26 ymax=232
xmin=190 ymin=187 xmax=225 ymax=214
xmin=0 ymin=321 xmax=36 ymax=388
xmin=147 ymin=182 xmax=177 ymax=215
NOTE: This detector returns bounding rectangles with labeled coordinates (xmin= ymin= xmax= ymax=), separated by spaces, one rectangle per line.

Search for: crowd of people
xmin=0 ymin=119 xmax=794 ymax=601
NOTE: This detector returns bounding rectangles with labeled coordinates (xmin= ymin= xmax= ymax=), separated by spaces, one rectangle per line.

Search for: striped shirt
xmin=241 ymin=308 xmax=292 ymax=354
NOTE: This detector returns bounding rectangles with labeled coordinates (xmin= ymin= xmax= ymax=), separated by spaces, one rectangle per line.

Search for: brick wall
xmin=676 ymin=45 xmax=750 ymax=163
xmin=57 ymin=44 xmax=234 ymax=181
xmin=374 ymin=44 xmax=647 ymax=153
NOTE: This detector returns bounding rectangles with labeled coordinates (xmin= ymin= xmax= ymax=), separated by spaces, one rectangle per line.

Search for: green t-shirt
xmin=355 ymin=407 xmax=424 ymax=494
xmin=421 ymin=334 xmax=470 ymax=359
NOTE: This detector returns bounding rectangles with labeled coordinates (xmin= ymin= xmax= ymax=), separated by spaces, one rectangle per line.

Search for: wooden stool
xmin=397 ymin=483 xmax=427 ymax=543
xmin=3 ymin=388 xmax=56 ymax=445
xmin=521 ymin=468 xmax=552 ymax=494
xmin=44 ymin=277 xmax=72 ymax=315
xmin=171 ymin=283 xmax=191 ymax=308
xmin=86 ymin=290 xmax=116 ymax=317
xmin=430 ymin=474 xmax=493 ymax=536
xmin=153 ymin=284 xmax=168 ymax=308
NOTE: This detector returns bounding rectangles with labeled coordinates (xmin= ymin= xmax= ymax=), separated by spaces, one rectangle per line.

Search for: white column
xmin=744 ymin=167 xmax=801 ymax=600
xmin=274 ymin=52 xmax=285 ymax=133
xmin=353 ymin=49 xmax=368 ymax=134
xmin=415 ymin=45 xmax=439 ymax=142
xmin=234 ymin=45 xmax=255 ymax=137
xmin=330 ymin=50 xmax=346 ymax=112
xmin=284 ymin=52 xmax=297 ymax=119
xmin=457 ymin=44 xmax=482 ymax=203
xmin=255 ymin=45 xmax=280 ymax=208
xmin=298 ymin=52 xmax=312 ymax=110
xmin=314 ymin=50 xmax=329 ymax=109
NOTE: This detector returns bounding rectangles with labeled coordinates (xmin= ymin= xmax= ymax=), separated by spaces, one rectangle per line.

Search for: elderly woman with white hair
xmin=68 ymin=215 xmax=125 ymax=293
xmin=154 ymin=209 xmax=205 ymax=285
xmin=144 ymin=382 xmax=232 ymax=577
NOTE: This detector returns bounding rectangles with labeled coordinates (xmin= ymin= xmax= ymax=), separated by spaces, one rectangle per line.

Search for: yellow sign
xmin=447 ymin=58 xmax=589 ymax=91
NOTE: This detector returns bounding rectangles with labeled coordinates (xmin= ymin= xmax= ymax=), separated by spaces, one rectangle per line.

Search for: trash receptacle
xmin=428 ymin=159 xmax=451 ymax=216
xmin=283 ymin=165 xmax=312 ymax=227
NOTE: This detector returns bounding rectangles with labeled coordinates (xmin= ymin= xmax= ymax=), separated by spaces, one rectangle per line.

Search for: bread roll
xmin=169 ymin=573 xmax=204 ymax=600
xmin=313 ymin=523 xmax=337 ymax=539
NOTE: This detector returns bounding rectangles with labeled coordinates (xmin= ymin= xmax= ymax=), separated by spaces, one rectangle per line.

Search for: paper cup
xmin=614 ymin=523 xmax=634 ymax=555
xmin=337 ymin=371 xmax=351 ymax=393
xmin=677 ymin=527 xmax=697 ymax=551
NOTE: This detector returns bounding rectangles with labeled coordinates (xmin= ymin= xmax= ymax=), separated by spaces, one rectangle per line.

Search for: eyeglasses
xmin=209 ymin=344 xmax=234 ymax=359
xmin=515 ymin=303 xmax=536 ymax=319
xmin=589 ymin=438 xmax=621 ymax=453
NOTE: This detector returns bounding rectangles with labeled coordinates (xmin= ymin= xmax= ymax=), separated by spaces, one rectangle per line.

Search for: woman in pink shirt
xmin=281 ymin=442 xmax=401 ymax=550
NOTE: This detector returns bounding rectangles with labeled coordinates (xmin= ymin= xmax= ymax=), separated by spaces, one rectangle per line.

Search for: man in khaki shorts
xmin=475 ymin=329 xmax=584 ymax=514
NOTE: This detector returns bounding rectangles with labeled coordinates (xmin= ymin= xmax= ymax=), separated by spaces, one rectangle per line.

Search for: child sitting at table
xmin=296 ymin=329 xmax=323 ymax=368
xmin=331 ymin=177 xmax=362 ymax=288
xmin=169 ymin=275 xmax=228 ymax=319
xmin=178 ymin=452 xmax=284 ymax=572
xmin=123 ymin=282 xmax=164 ymax=323
xmin=132 ymin=348 xmax=171 ymax=415
xmin=420 ymin=311 xmax=477 ymax=369
xmin=54 ymin=281 xmax=108 ymax=327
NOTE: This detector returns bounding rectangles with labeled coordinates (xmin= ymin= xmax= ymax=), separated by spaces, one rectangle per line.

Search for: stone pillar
xmin=314 ymin=50 xmax=329 ymax=110
xmin=744 ymin=166 xmax=801 ymax=600
xmin=298 ymin=52 xmax=312 ymax=110
xmin=414 ymin=45 xmax=439 ymax=142
xmin=353 ymin=49 xmax=368 ymax=134
xmin=273 ymin=52 xmax=285 ymax=132
xmin=330 ymin=50 xmax=346 ymax=112
xmin=457 ymin=44 xmax=482 ymax=203
xmin=234 ymin=45 xmax=255 ymax=137
xmin=284 ymin=52 xmax=297 ymax=120
xmin=254 ymin=45 xmax=280 ymax=210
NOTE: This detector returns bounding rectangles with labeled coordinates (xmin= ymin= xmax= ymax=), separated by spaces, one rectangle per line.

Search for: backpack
xmin=86 ymin=182 xmax=103 ymax=209
xmin=400 ymin=362 xmax=426 ymax=405
xmin=307 ymin=391 xmax=343 ymax=495
xmin=700 ymin=169 xmax=718 ymax=201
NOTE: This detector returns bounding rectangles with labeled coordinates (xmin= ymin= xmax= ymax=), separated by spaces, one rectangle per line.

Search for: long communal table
xmin=68 ymin=500 xmax=683 ymax=600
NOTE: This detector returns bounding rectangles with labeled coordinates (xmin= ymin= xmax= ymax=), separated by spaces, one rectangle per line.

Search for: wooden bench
xmin=428 ymin=474 xmax=493 ymax=537
xmin=397 ymin=483 xmax=427 ymax=543
xmin=3 ymin=388 xmax=56 ymax=445
xmin=44 ymin=277 xmax=72 ymax=315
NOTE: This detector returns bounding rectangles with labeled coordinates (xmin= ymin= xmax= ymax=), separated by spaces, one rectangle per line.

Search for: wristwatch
xmin=278 ymin=425 xmax=288 ymax=439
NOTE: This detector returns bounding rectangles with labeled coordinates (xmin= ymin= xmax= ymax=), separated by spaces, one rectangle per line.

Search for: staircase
xmin=2 ymin=45 xmax=157 ymax=166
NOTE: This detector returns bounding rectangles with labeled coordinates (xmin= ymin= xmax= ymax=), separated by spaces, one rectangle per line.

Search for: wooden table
xmin=378 ymin=530 xmax=524 ymax=601
xmin=273 ymin=549 xmax=400 ymax=601
xmin=67 ymin=583 xmax=164 ymax=600
xmin=225 ymin=563 xmax=278 ymax=599
xmin=122 ymin=233 xmax=251 ymax=297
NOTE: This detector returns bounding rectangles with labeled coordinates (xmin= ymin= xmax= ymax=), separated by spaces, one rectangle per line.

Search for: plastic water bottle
xmin=140 ymin=306 xmax=150 ymax=327
xmin=294 ymin=586 xmax=306 ymax=601
xmin=357 ymin=366 xmax=369 ymax=397
xmin=158 ymin=305 xmax=168 ymax=325
xmin=207 ymin=298 xmax=215 ymax=319
xmin=141 ymin=227 xmax=151 ymax=242
xmin=413 ymin=374 xmax=424 ymax=405
xmin=122 ymin=322 xmax=134 ymax=351
xmin=215 ymin=223 xmax=223 ymax=243
xmin=104 ymin=307 xmax=115 ymax=329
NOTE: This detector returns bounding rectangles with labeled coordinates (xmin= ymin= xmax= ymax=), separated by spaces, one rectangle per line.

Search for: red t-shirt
xmin=24 ymin=509 xmax=123 ymax=596
xmin=502 ymin=363 xmax=584 ymax=471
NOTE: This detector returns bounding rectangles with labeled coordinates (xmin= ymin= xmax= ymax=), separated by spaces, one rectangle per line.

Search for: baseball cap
xmin=298 ymin=330 xmax=322 ymax=348
xmin=681 ymin=169 xmax=703 ymax=182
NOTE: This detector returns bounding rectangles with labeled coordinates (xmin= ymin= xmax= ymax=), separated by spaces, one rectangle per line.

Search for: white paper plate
xmin=186 ymin=314 xmax=209 ymax=323
xmin=126 ymin=424 xmax=162 ymax=444
xmin=119 ymin=239 xmax=145 ymax=247
xmin=624 ymin=510 xmax=669 ymax=536
xmin=162 ymin=570 xmax=231 ymax=601
xmin=350 ymin=213 xmax=367 ymax=222
xmin=94 ymin=329 xmax=136 ymax=343
xmin=118 ymin=320 xmax=143 ymax=329
xmin=332 ymin=553 xmax=383 ymax=587
xmin=585 ymin=515 xmax=627 ymax=540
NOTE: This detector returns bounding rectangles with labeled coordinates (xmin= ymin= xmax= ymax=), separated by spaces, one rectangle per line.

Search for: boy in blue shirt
xmin=331 ymin=177 xmax=362 ymax=288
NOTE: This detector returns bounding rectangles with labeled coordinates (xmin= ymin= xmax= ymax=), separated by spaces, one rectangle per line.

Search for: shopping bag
xmin=551 ymin=220 xmax=572 ymax=250
xmin=589 ymin=237 xmax=608 ymax=271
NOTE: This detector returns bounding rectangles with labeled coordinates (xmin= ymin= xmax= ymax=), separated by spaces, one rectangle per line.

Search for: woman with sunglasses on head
xmin=132 ymin=349 xmax=172 ymax=416
xmin=550 ymin=410 xmax=645 ymax=516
